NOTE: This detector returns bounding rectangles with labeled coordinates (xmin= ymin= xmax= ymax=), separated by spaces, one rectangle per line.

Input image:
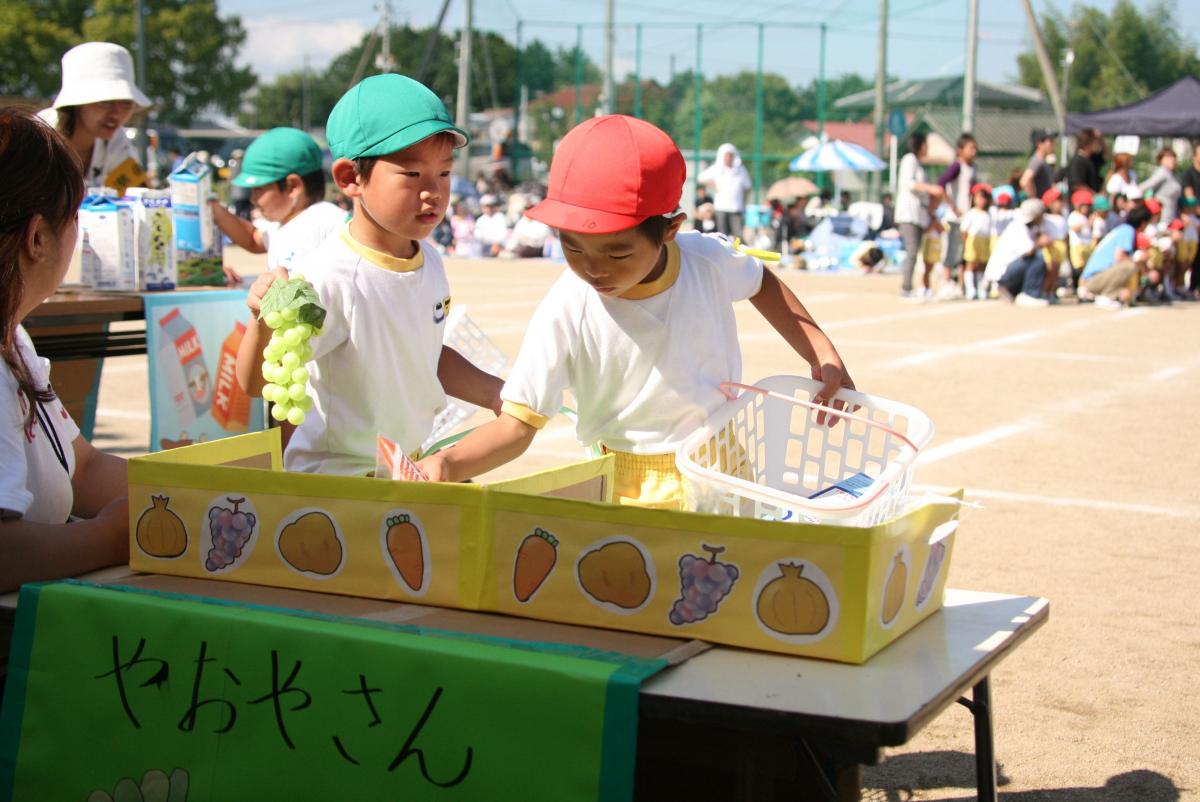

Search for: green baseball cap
xmin=1093 ymin=195 xmax=1111 ymax=211
xmin=327 ymin=74 xmax=468 ymax=161
xmin=232 ymin=127 xmax=323 ymax=187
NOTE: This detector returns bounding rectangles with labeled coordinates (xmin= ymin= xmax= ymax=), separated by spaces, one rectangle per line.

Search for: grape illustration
xmin=205 ymin=497 xmax=257 ymax=571
xmin=669 ymin=544 xmax=739 ymax=625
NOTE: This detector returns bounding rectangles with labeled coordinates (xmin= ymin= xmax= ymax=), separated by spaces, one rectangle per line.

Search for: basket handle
xmin=717 ymin=381 xmax=920 ymax=454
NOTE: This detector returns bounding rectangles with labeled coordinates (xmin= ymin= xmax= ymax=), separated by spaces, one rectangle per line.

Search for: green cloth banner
xmin=0 ymin=582 xmax=666 ymax=801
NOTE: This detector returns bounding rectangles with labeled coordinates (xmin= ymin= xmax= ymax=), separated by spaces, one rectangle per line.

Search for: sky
xmin=223 ymin=0 xmax=1199 ymax=91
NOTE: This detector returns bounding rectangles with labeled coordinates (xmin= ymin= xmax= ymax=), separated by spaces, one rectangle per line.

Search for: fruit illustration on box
xmin=385 ymin=514 xmax=425 ymax=592
xmin=915 ymin=542 xmax=946 ymax=608
xmin=669 ymin=544 xmax=739 ymax=625
xmin=756 ymin=563 xmax=830 ymax=635
xmin=882 ymin=552 xmax=908 ymax=624
xmin=513 ymin=528 xmax=558 ymax=603
xmin=578 ymin=539 xmax=652 ymax=610
xmin=87 ymin=766 xmax=189 ymax=802
xmin=135 ymin=495 xmax=187 ymax=559
xmin=204 ymin=497 xmax=256 ymax=572
xmin=278 ymin=511 xmax=343 ymax=575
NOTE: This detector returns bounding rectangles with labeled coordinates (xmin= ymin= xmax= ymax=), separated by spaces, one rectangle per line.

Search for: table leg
xmin=958 ymin=675 xmax=997 ymax=802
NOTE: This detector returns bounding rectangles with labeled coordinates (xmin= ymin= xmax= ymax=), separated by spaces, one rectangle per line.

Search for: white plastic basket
xmin=421 ymin=306 xmax=507 ymax=453
xmin=676 ymin=375 xmax=934 ymax=526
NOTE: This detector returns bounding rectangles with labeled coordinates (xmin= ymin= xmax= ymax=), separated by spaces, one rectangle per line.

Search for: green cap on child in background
xmin=232 ymin=127 xmax=324 ymax=187
xmin=1093 ymin=195 xmax=1111 ymax=212
xmin=326 ymin=74 xmax=468 ymax=162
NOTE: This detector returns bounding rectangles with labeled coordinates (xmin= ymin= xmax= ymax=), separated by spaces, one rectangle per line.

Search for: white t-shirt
xmin=284 ymin=228 xmax=451 ymax=475
xmin=500 ymin=231 xmax=764 ymax=454
xmin=1067 ymin=210 xmax=1093 ymax=246
xmin=985 ymin=220 xmax=1038 ymax=281
xmin=1042 ymin=213 xmax=1067 ymax=242
xmin=991 ymin=208 xmax=1014 ymax=238
xmin=895 ymin=153 xmax=930 ymax=227
xmin=474 ymin=212 xmax=509 ymax=247
xmin=1106 ymin=172 xmax=1139 ymax=199
xmin=697 ymin=150 xmax=754 ymax=213
xmin=36 ymin=108 xmax=144 ymax=194
xmin=506 ymin=216 xmax=551 ymax=252
xmin=959 ymin=207 xmax=993 ymax=237
xmin=0 ymin=327 xmax=79 ymax=524
xmin=261 ymin=202 xmax=347 ymax=272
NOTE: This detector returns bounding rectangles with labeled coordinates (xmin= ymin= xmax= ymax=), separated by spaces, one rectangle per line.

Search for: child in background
xmin=1040 ymin=188 xmax=1068 ymax=301
xmin=448 ymin=200 xmax=481 ymax=258
xmin=959 ymin=184 xmax=993 ymax=300
xmin=473 ymin=194 xmax=509 ymax=256
xmin=849 ymin=241 xmax=886 ymax=274
xmin=233 ymin=75 xmax=503 ymax=475
xmin=1067 ymin=189 xmax=1095 ymax=294
xmin=208 ymin=127 xmax=345 ymax=273
xmin=1178 ymin=199 xmax=1198 ymax=297
xmin=418 ymin=115 xmax=853 ymax=508
xmin=920 ymin=219 xmax=945 ymax=299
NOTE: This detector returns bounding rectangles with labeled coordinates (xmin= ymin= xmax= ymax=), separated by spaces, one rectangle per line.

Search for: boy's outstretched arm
xmin=208 ymin=198 xmax=267 ymax=254
xmin=418 ymin=413 xmax=537 ymax=482
xmin=749 ymin=268 xmax=854 ymax=423
xmin=438 ymin=346 xmax=504 ymax=414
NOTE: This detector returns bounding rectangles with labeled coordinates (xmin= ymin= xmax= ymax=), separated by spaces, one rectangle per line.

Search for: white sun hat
xmin=52 ymin=42 xmax=152 ymax=110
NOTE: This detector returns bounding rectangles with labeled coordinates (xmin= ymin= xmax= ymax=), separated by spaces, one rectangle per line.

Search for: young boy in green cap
xmin=234 ymin=76 xmax=503 ymax=475
xmin=209 ymin=127 xmax=346 ymax=272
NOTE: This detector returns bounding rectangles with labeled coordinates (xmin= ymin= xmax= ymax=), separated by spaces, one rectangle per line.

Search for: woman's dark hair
xmin=1076 ymin=128 xmax=1101 ymax=152
xmin=0 ymin=107 xmax=85 ymax=429
xmin=864 ymin=247 xmax=884 ymax=266
xmin=956 ymin=133 xmax=976 ymax=150
xmin=1126 ymin=205 xmax=1152 ymax=230
xmin=53 ymin=105 xmax=78 ymax=138
xmin=274 ymin=169 xmax=326 ymax=204
xmin=1156 ymin=147 xmax=1176 ymax=164
xmin=906 ymin=132 xmax=927 ymax=156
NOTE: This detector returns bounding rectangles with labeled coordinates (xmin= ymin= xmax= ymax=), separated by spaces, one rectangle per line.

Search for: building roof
xmin=801 ymin=120 xmax=893 ymax=151
xmin=833 ymin=76 xmax=1047 ymax=112
xmin=911 ymin=107 xmax=1059 ymax=156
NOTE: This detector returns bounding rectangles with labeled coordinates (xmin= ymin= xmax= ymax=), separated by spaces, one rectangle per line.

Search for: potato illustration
xmin=278 ymin=511 xmax=342 ymax=575
xmin=882 ymin=552 xmax=908 ymax=624
xmin=577 ymin=540 xmax=652 ymax=610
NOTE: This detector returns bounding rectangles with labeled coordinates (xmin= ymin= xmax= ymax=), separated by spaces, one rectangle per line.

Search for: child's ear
xmin=285 ymin=173 xmax=305 ymax=197
xmin=662 ymin=212 xmax=688 ymax=242
xmin=331 ymin=158 xmax=362 ymax=197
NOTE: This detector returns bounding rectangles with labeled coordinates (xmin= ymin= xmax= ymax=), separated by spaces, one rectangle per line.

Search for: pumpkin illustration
xmin=756 ymin=562 xmax=830 ymax=635
xmin=882 ymin=553 xmax=908 ymax=624
xmin=135 ymin=495 xmax=187 ymax=558
xmin=279 ymin=511 xmax=342 ymax=575
xmin=578 ymin=540 xmax=652 ymax=610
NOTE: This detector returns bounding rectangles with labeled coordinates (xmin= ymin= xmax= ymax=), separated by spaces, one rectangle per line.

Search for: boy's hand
xmin=811 ymin=361 xmax=856 ymax=427
xmin=247 ymin=267 xmax=289 ymax=316
xmin=416 ymin=452 xmax=450 ymax=483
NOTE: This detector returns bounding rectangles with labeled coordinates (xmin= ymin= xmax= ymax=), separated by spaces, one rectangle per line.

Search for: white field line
xmin=917 ymin=422 xmax=1037 ymax=465
xmin=1151 ymin=366 xmax=1186 ymax=382
xmin=914 ymin=483 xmax=1200 ymax=519
xmin=739 ymin=302 xmax=977 ymax=342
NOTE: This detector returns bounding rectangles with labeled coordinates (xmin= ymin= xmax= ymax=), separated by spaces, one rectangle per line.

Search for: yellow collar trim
xmin=340 ymin=224 xmax=424 ymax=272
xmin=619 ymin=241 xmax=680 ymax=300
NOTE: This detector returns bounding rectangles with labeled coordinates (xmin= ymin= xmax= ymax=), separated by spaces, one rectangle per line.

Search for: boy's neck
xmin=638 ymin=244 xmax=669 ymax=286
xmin=348 ymin=207 xmax=420 ymax=260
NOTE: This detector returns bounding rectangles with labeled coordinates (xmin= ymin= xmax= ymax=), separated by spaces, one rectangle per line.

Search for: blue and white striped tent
xmin=789 ymin=140 xmax=887 ymax=172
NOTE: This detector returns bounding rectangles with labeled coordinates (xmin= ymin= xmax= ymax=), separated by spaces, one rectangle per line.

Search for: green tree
xmin=0 ymin=0 xmax=255 ymax=123
xmin=1016 ymin=0 xmax=1200 ymax=111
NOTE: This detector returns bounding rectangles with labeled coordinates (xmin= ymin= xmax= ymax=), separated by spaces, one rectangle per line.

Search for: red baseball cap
xmin=1144 ymin=198 xmax=1162 ymax=216
xmin=1135 ymin=232 xmax=1151 ymax=250
xmin=970 ymin=182 xmax=992 ymax=195
xmin=1070 ymin=188 xmax=1094 ymax=207
xmin=1168 ymin=219 xmax=1184 ymax=231
xmin=527 ymin=115 xmax=686 ymax=234
xmin=1041 ymin=187 xmax=1063 ymax=204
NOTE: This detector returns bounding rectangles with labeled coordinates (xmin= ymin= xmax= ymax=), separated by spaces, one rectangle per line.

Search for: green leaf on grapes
xmin=259 ymin=277 xmax=327 ymax=331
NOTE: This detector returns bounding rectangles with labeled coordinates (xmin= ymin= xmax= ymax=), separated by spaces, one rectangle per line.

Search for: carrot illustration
xmin=513 ymin=527 xmax=558 ymax=602
xmin=385 ymin=514 xmax=424 ymax=591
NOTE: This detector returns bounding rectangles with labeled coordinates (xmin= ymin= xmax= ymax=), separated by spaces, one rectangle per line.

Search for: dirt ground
xmin=90 ymin=247 xmax=1200 ymax=801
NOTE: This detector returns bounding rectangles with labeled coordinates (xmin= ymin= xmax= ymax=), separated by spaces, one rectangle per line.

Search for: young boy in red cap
xmin=1040 ymin=187 xmax=1068 ymax=300
xmin=419 ymin=115 xmax=853 ymax=508
xmin=1067 ymin=188 xmax=1095 ymax=294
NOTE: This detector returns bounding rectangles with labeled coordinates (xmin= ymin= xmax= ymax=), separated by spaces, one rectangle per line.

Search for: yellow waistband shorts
xmin=605 ymin=448 xmax=686 ymax=510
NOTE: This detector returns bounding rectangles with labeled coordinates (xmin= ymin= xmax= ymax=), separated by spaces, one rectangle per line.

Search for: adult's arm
xmin=937 ymin=160 xmax=961 ymax=189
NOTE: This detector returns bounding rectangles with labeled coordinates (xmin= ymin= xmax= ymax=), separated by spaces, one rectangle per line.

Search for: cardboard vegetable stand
xmin=124 ymin=429 xmax=960 ymax=664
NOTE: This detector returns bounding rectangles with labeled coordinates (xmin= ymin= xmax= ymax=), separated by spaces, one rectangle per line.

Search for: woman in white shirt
xmin=697 ymin=143 xmax=753 ymax=238
xmin=0 ymin=108 xmax=129 ymax=594
xmin=36 ymin=42 xmax=152 ymax=195
xmin=894 ymin=132 xmax=945 ymax=297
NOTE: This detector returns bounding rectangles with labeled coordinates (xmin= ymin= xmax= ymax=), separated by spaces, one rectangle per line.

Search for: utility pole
xmin=602 ymin=0 xmax=615 ymax=115
xmin=872 ymin=0 xmax=889 ymax=200
xmin=1020 ymin=0 xmax=1065 ymax=132
xmin=1060 ymin=48 xmax=1075 ymax=165
xmin=963 ymin=0 xmax=979 ymax=135
xmin=134 ymin=0 xmax=148 ymax=167
xmin=455 ymin=0 xmax=473 ymax=176
xmin=376 ymin=0 xmax=394 ymax=72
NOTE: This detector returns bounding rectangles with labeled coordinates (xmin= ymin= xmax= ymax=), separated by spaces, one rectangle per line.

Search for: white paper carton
xmin=169 ymin=153 xmax=224 ymax=286
xmin=78 ymin=195 xmax=136 ymax=291
xmin=124 ymin=188 xmax=176 ymax=291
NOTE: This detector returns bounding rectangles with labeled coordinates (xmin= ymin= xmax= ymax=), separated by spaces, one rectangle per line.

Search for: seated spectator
xmin=474 ymin=194 xmax=510 ymax=256
xmin=849 ymin=242 xmax=886 ymax=274
xmin=693 ymin=202 xmax=718 ymax=234
xmin=502 ymin=210 xmax=552 ymax=258
xmin=1080 ymin=205 xmax=1153 ymax=307
xmin=983 ymin=199 xmax=1052 ymax=307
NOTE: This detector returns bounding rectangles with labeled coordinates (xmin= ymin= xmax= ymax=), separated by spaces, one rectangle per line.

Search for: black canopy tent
xmin=1066 ymin=76 xmax=1200 ymax=137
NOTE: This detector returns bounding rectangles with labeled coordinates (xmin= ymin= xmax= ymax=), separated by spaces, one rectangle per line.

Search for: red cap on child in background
xmin=995 ymin=191 xmax=1013 ymax=206
xmin=1144 ymin=198 xmax=1162 ymax=216
xmin=1041 ymin=187 xmax=1063 ymax=204
xmin=970 ymin=182 xmax=992 ymax=195
xmin=1168 ymin=219 xmax=1184 ymax=231
xmin=1070 ymin=188 xmax=1094 ymax=207
xmin=527 ymin=115 xmax=686 ymax=234
xmin=1135 ymin=232 xmax=1151 ymax=250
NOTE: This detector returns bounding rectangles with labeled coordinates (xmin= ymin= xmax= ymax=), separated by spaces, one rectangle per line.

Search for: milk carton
xmin=78 ymin=194 xmax=137 ymax=291
xmin=169 ymin=153 xmax=224 ymax=287
xmin=124 ymin=188 xmax=176 ymax=291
